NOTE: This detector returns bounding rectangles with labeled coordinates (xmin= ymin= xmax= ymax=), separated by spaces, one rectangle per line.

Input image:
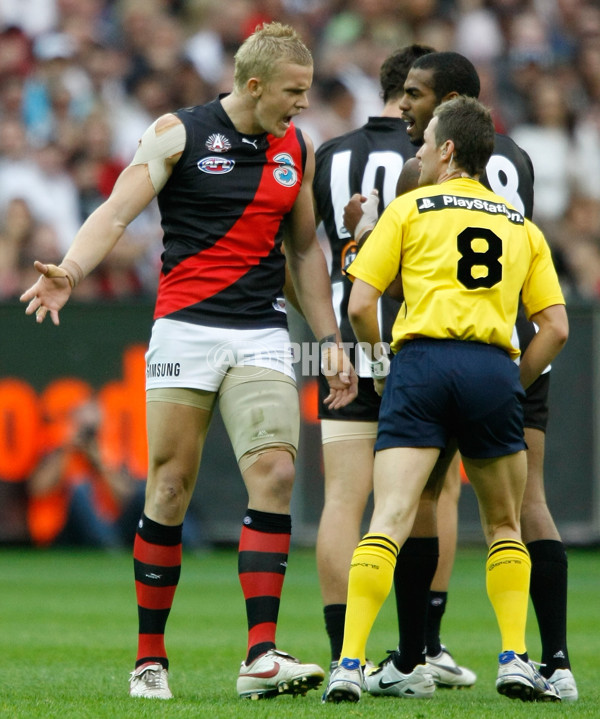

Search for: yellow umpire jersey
xmin=347 ymin=178 xmax=565 ymax=359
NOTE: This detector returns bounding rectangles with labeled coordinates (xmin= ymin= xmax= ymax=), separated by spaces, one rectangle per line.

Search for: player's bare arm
xmin=21 ymin=114 xmax=184 ymax=325
xmin=284 ymin=132 xmax=357 ymax=407
xmin=519 ymin=304 xmax=568 ymax=389
xmin=342 ymin=190 xmax=404 ymax=301
xmin=396 ymin=156 xmax=421 ymax=195
xmin=347 ymin=277 xmax=388 ymax=395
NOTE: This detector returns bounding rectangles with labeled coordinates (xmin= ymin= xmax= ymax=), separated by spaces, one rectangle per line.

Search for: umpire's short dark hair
xmin=433 ymin=96 xmax=494 ymax=176
xmin=411 ymin=51 xmax=481 ymax=102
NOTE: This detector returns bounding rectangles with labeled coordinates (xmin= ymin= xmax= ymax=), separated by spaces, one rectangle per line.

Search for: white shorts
xmin=145 ymin=318 xmax=296 ymax=392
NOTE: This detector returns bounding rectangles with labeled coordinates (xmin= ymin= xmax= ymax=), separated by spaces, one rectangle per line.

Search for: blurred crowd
xmin=1 ymin=0 xmax=600 ymax=301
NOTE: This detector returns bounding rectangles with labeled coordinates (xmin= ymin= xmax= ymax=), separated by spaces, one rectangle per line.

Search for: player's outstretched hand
xmin=20 ymin=261 xmax=73 ymax=326
xmin=321 ymin=345 xmax=358 ymax=409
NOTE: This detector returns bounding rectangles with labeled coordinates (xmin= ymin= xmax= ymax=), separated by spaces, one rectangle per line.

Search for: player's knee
xmin=481 ymin=512 xmax=521 ymax=543
xmin=262 ymin=448 xmax=295 ymax=489
xmin=146 ymin=467 xmax=193 ymax=522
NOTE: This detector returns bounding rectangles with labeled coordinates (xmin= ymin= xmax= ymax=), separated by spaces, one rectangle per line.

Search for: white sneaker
xmin=496 ymin=651 xmax=560 ymax=702
xmin=365 ymin=654 xmax=435 ymax=698
xmin=547 ymin=668 xmax=578 ymax=701
xmin=322 ymin=658 xmax=365 ymax=703
xmin=426 ymin=645 xmax=477 ymax=688
xmin=237 ymin=649 xmax=324 ymax=699
xmin=330 ymin=658 xmax=375 ymax=674
xmin=129 ymin=662 xmax=173 ymax=699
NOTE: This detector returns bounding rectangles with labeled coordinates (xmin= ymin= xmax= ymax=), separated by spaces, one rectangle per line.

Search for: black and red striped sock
xmin=238 ymin=509 xmax=291 ymax=664
xmin=133 ymin=513 xmax=182 ymax=670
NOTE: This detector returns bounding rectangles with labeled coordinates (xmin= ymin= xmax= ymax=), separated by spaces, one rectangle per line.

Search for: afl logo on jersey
xmin=197 ymin=156 xmax=235 ymax=174
xmin=273 ymin=153 xmax=298 ymax=187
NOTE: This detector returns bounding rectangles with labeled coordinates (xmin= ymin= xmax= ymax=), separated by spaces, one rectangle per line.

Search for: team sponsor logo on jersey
xmin=272 ymin=297 xmax=287 ymax=313
xmin=146 ymin=362 xmax=181 ymax=378
xmin=417 ymin=194 xmax=524 ymax=224
xmin=197 ymin=156 xmax=235 ymax=174
xmin=205 ymin=133 xmax=231 ymax=152
xmin=417 ymin=197 xmax=436 ymax=210
xmin=273 ymin=152 xmax=298 ymax=187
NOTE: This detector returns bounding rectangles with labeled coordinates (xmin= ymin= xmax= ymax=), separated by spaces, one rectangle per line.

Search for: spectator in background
xmin=0 ymin=0 xmax=58 ymax=39
xmin=0 ymin=25 xmax=34 ymax=82
xmin=0 ymin=197 xmax=36 ymax=298
xmin=295 ymin=75 xmax=356 ymax=147
xmin=0 ymin=118 xmax=81 ymax=253
xmin=511 ymin=74 xmax=576 ymax=229
xmin=27 ymin=398 xmax=145 ymax=549
xmin=1 ymin=0 xmax=600 ymax=300
xmin=109 ymin=70 xmax=175 ymax=165
xmin=549 ymin=195 xmax=600 ymax=300
xmin=23 ymin=31 xmax=92 ymax=147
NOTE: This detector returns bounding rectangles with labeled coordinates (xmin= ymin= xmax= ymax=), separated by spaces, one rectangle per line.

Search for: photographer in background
xmin=27 ymin=399 xmax=144 ymax=549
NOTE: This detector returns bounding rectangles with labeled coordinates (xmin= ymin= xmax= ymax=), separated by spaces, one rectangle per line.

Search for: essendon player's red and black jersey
xmin=154 ymin=98 xmax=306 ymax=329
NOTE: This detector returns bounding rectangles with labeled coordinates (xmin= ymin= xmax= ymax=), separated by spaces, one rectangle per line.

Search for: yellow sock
xmin=340 ymin=533 xmax=399 ymax=664
xmin=486 ymin=538 xmax=531 ymax=654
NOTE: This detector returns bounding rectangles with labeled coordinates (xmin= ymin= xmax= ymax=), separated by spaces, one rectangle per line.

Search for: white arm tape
xmin=130 ymin=116 xmax=186 ymax=193
xmin=355 ymin=189 xmax=379 ymax=242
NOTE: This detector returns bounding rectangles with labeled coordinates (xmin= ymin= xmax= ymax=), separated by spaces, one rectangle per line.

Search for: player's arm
xmin=379 ymin=160 xmax=422 ymax=302
xmin=282 ymin=195 xmax=327 ymax=318
xmin=519 ymin=304 xmax=568 ymax=389
xmin=20 ymin=114 xmax=185 ymax=325
xmin=347 ymin=277 xmax=387 ymax=395
xmin=396 ymin=156 xmax=420 ymax=195
xmin=282 ymin=254 xmax=303 ymax=315
xmin=284 ymin=131 xmax=357 ymax=408
xmin=344 ymin=156 xmax=421 ymax=240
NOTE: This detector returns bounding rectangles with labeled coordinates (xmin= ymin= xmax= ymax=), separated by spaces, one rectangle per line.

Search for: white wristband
xmin=369 ymin=354 xmax=390 ymax=379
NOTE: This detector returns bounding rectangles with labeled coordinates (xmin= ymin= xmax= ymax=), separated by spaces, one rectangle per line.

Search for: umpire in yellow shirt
xmin=323 ymin=96 xmax=568 ymax=705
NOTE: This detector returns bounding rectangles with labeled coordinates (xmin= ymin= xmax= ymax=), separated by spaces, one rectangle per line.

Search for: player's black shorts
xmin=318 ymin=372 xmax=381 ymax=422
xmin=522 ymin=371 xmax=550 ymax=431
xmin=515 ymin=308 xmax=550 ymax=432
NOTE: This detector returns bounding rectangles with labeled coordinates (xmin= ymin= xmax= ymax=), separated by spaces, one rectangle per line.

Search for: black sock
xmin=392 ymin=537 xmax=439 ymax=673
xmin=425 ymin=590 xmax=447 ymax=657
xmin=527 ymin=539 xmax=570 ymax=676
xmin=324 ymin=603 xmax=346 ymax=664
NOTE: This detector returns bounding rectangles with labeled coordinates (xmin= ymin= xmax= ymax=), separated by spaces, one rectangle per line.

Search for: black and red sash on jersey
xmin=154 ymin=117 xmax=305 ymax=328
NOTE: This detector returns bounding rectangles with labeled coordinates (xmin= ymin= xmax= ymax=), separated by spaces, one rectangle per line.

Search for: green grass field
xmin=1 ymin=545 xmax=598 ymax=718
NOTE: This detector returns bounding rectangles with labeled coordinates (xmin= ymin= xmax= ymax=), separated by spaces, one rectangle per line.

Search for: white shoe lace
xmin=145 ymin=668 xmax=165 ymax=690
xmin=130 ymin=665 xmax=168 ymax=691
